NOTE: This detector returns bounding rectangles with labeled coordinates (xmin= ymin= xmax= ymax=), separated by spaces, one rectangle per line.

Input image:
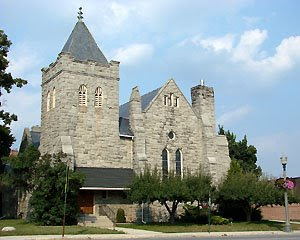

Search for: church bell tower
xmin=40 ymin=8 xmax=121 ymax=168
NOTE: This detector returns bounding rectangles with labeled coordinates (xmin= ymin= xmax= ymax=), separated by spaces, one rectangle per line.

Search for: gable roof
xmin=143 ymin=78 xmax=198 ymax=117
xmin=119 ymin=87 xmax=161 ymax=118
xmin=76 ymin=167 xmax=134 ymax=189
xmin=61 ymin=21 xmax=108 ymax=64
xmin=119 ymin=117 xmax=133 ymax=136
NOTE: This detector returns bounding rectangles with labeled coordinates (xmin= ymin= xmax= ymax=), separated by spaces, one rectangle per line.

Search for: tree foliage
xmin=3 ymin=145 xmax=85 ymax=225
xmin=0 ymin=125 xmax=15 ymax=172
xmin=0 ymin=29 xmax=27 ymax=171
xmin=185 ymin=170 xmax=214 ymax=211
xmin=2 ymin=145 xmax=40 ymax=194
xmin=218 ymin=125 xmax=262 ymax=175
xmin=129 ymin=168 xmax=212 ymax=223
xmin=217 ymin=160 xmax=294 ymax=221
xmin=29 ymin=153 xmax=85 ymax=225
xmin=129 ymin=168 xmax=161 ymax=204
xmin=159 ymin=173 xmax=190 ymax=223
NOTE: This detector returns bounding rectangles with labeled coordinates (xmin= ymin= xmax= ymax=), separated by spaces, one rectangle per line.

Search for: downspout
xmin=141 ymin=202 xmax=146 ymax=224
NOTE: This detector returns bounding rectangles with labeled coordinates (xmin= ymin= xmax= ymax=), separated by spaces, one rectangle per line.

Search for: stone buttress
xmin=129 ymin=86 xmax=147 ymax=173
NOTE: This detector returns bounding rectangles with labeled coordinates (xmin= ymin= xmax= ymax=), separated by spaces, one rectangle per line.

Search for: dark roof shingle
xmin=119 ymin=117 xmax=133 ymax=136
xmin=76 ymin=167 xmax=134 ymax=188
xmin=61 ymin=21 xmax=108 ymax=64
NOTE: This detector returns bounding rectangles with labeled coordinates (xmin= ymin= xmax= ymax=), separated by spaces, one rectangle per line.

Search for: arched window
xmin=79 ymin=85 xmax=87 ymax=106
xmin=46 ymin=91 xmax=50 ymax=112
xmin=52 ymin=87 xmax=56 ymax=109
xmin=94 ymin=87 xmax=103 ymax=107
xmin=175 ymin=149 xmax=182 ymax=176
xmin=162 ymin=148 xmax=169 ymax=177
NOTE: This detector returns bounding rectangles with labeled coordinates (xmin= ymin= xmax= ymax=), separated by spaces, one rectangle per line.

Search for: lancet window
xmin=52 ymin=87 xmax=56 ymax=109
xmin=175 ymin=149 xmax=182 ymax=176
xmin=94 ymin=87 xmax=103 ymax=107
xmin=162 ymin=148 xmax=169 ymax=177
xmin=79 ymin=85 xmax=87 ymax=106
xmin=46 ymin=91 xmax=50 ymax=112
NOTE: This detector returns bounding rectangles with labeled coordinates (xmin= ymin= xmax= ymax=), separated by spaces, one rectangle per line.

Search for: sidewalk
xmin=1 ymin=228 xmax=300 ymax=240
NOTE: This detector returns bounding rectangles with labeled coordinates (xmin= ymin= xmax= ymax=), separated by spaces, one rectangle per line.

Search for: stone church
xmin=21 ymin=12 xmax=230 ymax=224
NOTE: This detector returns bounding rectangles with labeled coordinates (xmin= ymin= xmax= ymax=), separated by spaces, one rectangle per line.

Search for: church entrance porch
xmin=78 ymin=190 xmax=94 ymax=214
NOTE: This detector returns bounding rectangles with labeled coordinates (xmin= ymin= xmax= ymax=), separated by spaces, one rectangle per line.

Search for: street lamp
xmin=280 ymin=156 xmax=291 ymax=232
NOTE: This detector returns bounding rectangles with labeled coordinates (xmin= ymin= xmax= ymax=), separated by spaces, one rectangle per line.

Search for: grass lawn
xmin=117 ymin=221 xmax=300 ymax=233
xmin=0 ymin=219 xmax=123 ymax=236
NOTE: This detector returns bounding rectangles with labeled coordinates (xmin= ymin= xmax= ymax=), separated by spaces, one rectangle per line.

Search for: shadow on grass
xmin=251 ymin=220 xmax=283 ymax=231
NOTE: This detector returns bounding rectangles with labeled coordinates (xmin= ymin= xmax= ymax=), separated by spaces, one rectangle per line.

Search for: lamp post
xmin=280 ymin=156 xmax=291 ymax=232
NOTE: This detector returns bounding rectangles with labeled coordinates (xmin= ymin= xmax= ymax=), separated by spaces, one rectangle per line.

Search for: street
xmin=90 ymin=233 xmax=300 ymax=240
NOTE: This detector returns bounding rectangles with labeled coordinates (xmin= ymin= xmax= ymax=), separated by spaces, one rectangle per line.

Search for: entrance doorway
xmin=78 ymin=190 xmax=94 ymax=214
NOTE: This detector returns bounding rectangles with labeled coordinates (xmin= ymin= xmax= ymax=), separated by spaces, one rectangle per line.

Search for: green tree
xmin=128 ymin=168 xmax=161 ymax=204
xmin=0 ymin=29 xmax=27 ymax=172
xmin=185 ymin=170 xmax=213 ymax=213
xmin=2 ymin=145 xmax=40 ymax=194
xmin=129 ymin=168 xmax=212 ymax=224
xmin=217 ymin=160 xmax=285 ymax=222
xmin=0 ymin=126 xmax=15 ymax=171
xmin=29 ymin=153 xmax=85 ymax=225
xmin=159 ymin=173 xmax=190 ymax=223
xmin=218 ymin=125 xmax=261 ymax=175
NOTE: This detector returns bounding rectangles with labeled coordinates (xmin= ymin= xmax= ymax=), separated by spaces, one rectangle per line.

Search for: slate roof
xmin=119 ymin=87 xmax=161 ymax=118
xmin=30 ymin=130 xmax=41 ymax=149
xmin=119 ymin=117 xmax=133 ymax=136
xmin=76 ymin=167 xmax=134 ymax=188
xmin=61 ymin=21 xmax=108 ymax=64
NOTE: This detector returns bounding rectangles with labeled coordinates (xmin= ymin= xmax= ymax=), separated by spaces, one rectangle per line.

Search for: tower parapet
xmin=191 ymin=81 xmax=222 ymax=184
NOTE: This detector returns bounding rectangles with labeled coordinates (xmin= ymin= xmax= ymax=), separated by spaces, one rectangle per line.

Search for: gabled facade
xmin=20 ymin=14 xmax=230 ymax=224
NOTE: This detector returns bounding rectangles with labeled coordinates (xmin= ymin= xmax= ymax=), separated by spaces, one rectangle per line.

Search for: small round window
xmin=168 ymin=131 xmax=175 ymax=140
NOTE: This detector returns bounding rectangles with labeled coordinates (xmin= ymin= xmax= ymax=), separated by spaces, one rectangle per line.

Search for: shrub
xmin=116 ymin=208 xmax=126 ymax=223
xmin=211 ymin=215 xmax=229 ymax=225
xmin=218 ymin=202 xmax=262 ymax=221
xmin=180 ymin=204 xmax=209 ymax=224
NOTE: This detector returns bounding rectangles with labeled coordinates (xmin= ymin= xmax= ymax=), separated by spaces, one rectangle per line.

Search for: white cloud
xmin=217 ymin=105 xmax=252 ymax=126
xmin=184 ymin=29 xmax=300 ymax=83
xmin=232 ymin=29 xmax=267 ymax=62
xmin=231 ymin=30 xmax=300 ymax=80
xmin=178 ymin=34 xmax=235 ymax=53
xmin=192 ymin=34 xmax=235 ymax=53
xmin=113 ymin=43 xmax=153 ymax=65
xmin=110 ymin=2 xmax=130 ymax=25
xmin=7 ymin=42 xmax=43 ymax=87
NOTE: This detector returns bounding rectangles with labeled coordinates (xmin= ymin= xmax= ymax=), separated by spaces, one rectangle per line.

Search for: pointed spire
xmin=61 ymin=8 xmax=108 ymax=64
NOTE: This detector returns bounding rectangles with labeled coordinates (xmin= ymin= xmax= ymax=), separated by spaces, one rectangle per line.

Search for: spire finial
xmin=77 ymin=7 xmax=83 ymax=21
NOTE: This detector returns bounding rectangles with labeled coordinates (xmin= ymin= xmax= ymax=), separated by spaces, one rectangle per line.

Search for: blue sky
xmin=1 ymin=0 xmax=300 ymax=177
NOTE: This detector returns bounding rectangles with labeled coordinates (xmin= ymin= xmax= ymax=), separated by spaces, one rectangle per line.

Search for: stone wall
xmin=129 ymin=79 xmax=230 ymax=183
xmin=142 ymin=79 xmax=204 ymax=175
xmin=40 ymin=53 xmax=132 ymax=168
xmin=93 ymin=190 xmax=184 ymax=223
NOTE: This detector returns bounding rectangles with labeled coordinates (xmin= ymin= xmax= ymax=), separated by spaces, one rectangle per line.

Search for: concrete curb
xmin=1 ymin=230 xmax=300 ymax=240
